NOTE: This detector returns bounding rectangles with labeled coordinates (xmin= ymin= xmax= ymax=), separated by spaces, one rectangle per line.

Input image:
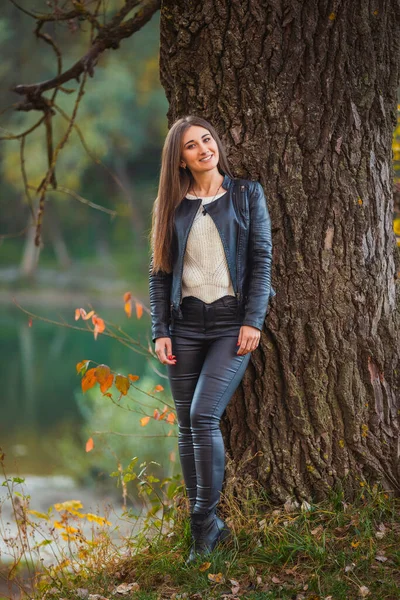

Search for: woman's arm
xmin=148 ymin=253 xmax=173 ymax=343
xmin=242 ymin=181 xmax=273 ymax=332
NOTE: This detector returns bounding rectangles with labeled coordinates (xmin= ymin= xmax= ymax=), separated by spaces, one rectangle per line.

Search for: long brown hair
xmin=149 ymin=115 xmax=233 ymax=274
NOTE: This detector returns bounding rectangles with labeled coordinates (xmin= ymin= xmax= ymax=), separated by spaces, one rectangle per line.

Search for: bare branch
xmin=12 ymin=0 xmax=161 ymax=101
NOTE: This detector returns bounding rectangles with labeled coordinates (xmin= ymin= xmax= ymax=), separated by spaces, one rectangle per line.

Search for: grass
xmin=3 ymin=479 xmax=397 ymax=600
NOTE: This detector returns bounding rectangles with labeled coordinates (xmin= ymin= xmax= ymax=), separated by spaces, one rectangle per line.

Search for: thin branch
xmin=43 ymin=185 xmax=119 ymax=217
xmin=0 ymin=116 xmax=46 ymax=140
xmin=20 ymin=137 xmax=35 ymax=219
xmin=35 ymin=72 xmax=88 ymax=245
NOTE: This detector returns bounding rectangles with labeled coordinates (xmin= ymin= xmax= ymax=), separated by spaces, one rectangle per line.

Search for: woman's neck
xmin=188 ymin=170 xmax=224 ymax=196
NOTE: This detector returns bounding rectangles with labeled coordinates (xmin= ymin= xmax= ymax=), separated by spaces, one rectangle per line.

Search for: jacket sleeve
xmin=242 ymin=181 xmax=273 ymax=331
xmin=148 ymin=253 xmax=172 ymax=343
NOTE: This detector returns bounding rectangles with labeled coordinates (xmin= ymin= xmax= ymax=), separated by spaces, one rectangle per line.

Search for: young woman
xmin=148 ymin=115 xmax=275 ymax=564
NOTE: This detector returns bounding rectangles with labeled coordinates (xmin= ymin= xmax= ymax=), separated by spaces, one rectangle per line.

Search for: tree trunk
xmin=159 ymin=0 xmax=400 ymax=503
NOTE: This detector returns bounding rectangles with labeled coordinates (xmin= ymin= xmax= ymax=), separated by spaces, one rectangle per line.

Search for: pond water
xmin=0 ymin=291 xmax=180 ymax=563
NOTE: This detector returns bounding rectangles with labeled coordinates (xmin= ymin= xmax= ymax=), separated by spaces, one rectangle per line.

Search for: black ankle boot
xmin=185 ymin=511 xmax=231 ymax=565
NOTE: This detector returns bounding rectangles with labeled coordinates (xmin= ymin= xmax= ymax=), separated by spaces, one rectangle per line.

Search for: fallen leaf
xmin=208 ymin=572 xmax=225 ymax=583
xmin=114 ymin=582 xmax=140 ymax=595
xmin=271 ymin=576 xmax=281 ymax=584
xmin=198 ymin=561 xmax=211 ymax=571
xmin=375 ymin=554 xmax=387 ymax=562
xmin=359 ymin=586 xmax=370 ymax=597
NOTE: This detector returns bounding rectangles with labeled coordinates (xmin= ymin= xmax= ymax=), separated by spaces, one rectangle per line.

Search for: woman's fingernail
xmin=168 ymin=355 xmax=172 ymax=359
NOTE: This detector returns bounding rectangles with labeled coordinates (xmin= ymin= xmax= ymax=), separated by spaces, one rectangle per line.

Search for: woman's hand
xmin=236 ymin=325 xmax=261 ymax=355
xmin=155 ymin=337 xmax=177 ymax=365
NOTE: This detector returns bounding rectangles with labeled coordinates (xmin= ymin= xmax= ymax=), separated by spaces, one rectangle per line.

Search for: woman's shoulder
xmin=232 ymin=177 xmax=263 ymax=195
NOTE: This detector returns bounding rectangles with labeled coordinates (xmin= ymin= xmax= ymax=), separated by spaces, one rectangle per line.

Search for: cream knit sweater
xmin=182 ymin=191 xmax=235 ymax=303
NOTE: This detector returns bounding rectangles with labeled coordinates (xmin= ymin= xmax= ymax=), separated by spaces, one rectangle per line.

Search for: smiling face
xmin=180 ymin=125 xmax=220 ymax=174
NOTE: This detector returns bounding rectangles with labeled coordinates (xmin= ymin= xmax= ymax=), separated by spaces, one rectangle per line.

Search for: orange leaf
xmin=75 ymin=308 xmax=81 ymax=321
xmin=153 ymin=409 xmax=160 ymax=420
xmin=79 ymin=308 xmax=87 ymax=319
xmin=166 ymin=412 xmax=176 ymax=424
xmin=92 ymin=316 xmax=105 ymax=340
xmin=28 ymin=318 xmax=33 ymax=327
xmin=123 ymin=291 xmax=132 ymax=303
xmin=95 ymin=364 xmax=111 ymax=384
xmin=154 ymin=384 xmax=164 ymax=392
xmin=128 ymin=374 xmax=140 ymax=382
xmin=100 ymin=374 xmax=114 ymax=393
xmin=158 ymin=406 xmax=168 ymax=420
xmin=82 ymin=310 xmax=95 ymax=321
xmin=135 ymin=302 xmax=143 ymax=319
xmin=81 ymin=368 xmax=97 ymax=393
xmin=115 ymin=375 xmax=130 ymax=396
xmin=103 ymin=392 xmax=113 ymax=398
xmin=124 ymin=300 xmax=132 ymax=318
xmin=140 ymin=416 xmax=151 ymax=426
xmin=76 ymin=360 xmax=90 ymax=374
xmin=86 ymin=437 xmax=94 ymax=452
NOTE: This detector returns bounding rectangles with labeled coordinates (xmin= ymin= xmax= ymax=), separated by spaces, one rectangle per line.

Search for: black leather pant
xmin=167 ymin=295 xmax=251 ymax=515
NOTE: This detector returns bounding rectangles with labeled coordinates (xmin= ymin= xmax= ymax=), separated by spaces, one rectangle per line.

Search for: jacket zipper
xmin=235 ymin=183 xmax=246 ymax=302
xmin=177 ymin=199 xmax=202 ymax=315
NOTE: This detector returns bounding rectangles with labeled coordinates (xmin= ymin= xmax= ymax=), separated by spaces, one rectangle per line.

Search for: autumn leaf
xmin=95 ymin=364 xmax=111 ymax=383
xmin=86 ymin=437 xmax=94 ymax=452
xmin=128 ymin=374 xmax=140 ymax=382
xmin=140 ymin=416 xmax=151 ymax=427
xmin=75 ymin=308 xmax=81 ymax=321
xmin=123 ymin=292 xmax=132 ymax=303
xmin=28 ymin=318 xmax=32 ymax=327
xmin=115 ymin=374 xmax=130 ymax=395
xmin=81 ymin=310 xmax=95 ymax=321
xmin=92 ymin=315 xmax=105 ymax=340
xmin=84 ymin=513 xmax=111 ymax=526
xmin=54 ymin=500 xmax=83 ymax=512
xmin=154 ymin=384 xmax=164 ymax=392
xmin=124 ymin=300 xmax=132 ymax=318
xmin=76 ymin=359 xmax=90 ymax=375
xmin=198 ymin=561 xmax=211 ymax=571
xmin=81 ymin=368 xmax=97 ymax=392
xmin=135 ymin=302 xmax=143 ymax=319
xmin=158 ymin=406 xmax=168 ymax=420
xmin=100 ymin=374 xmax=114 ymax=393
xmin=208 ymin=572 xmax=225 ymax=584
xmin=27 ymin=510 xmax=50 ymax=520
xmin=153 ymin=408 xmax=160 ymax=420
xmin=166 ymin=412 xmax=176 ymax=424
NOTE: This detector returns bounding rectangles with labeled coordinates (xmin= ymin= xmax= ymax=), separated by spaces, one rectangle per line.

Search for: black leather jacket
xmin=148 ymin=172 xmax=276 ymax=343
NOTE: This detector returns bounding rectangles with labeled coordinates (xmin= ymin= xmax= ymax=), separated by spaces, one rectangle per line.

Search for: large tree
xmin=160 ymin=0 xmax=400 ymax=503
xmin=4 ymin=0 xmax=400 ymax=504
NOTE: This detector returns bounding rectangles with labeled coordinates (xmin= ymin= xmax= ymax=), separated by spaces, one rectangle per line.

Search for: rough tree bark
xmin=159 ymin=0 xmax=400 ymax=503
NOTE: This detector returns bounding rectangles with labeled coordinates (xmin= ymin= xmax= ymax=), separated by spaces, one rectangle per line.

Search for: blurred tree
xmin=159 ymin=0 xmax=400 ymax=503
